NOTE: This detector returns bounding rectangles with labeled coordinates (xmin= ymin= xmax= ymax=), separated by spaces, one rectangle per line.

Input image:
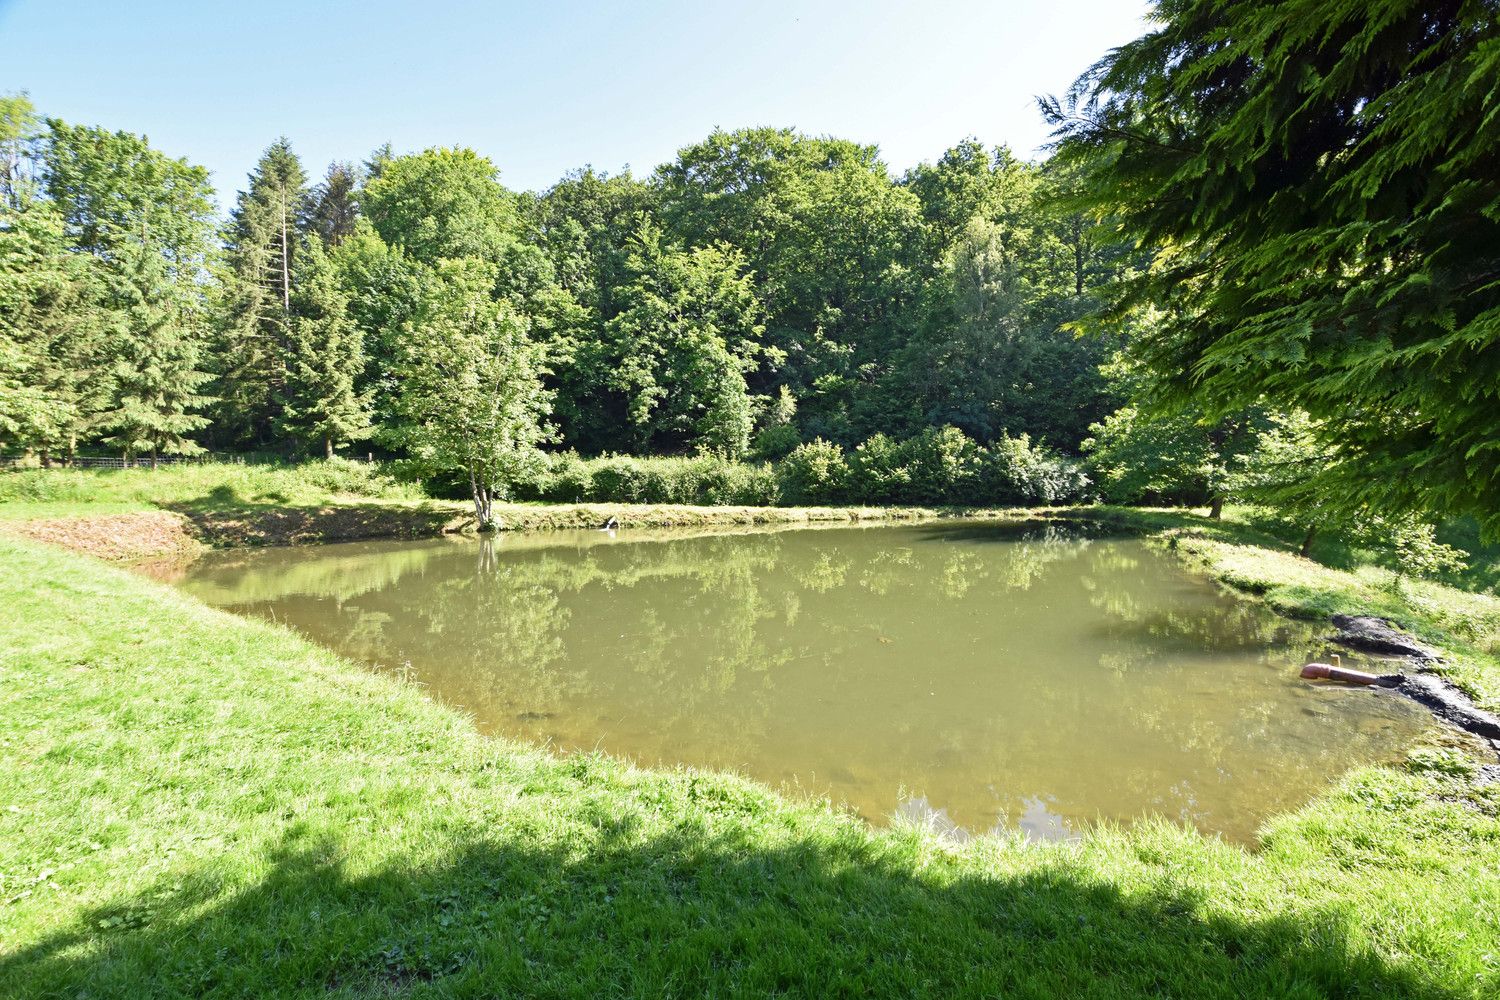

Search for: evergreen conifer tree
xmin=278 ymin=236 xmax=372 ymax=458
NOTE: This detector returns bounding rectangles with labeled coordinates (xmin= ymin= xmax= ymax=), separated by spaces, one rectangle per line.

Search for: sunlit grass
xmin=0 ymin=459 xmax=426 ymax=511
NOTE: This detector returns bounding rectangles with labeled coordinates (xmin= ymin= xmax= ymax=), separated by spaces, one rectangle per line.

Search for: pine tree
xmin=1045 ymin=0 xmax=1500 ymax=531
xmin=310 ymin=161 xmax=361 ymax=246
xmin=216 ymin=138 xmax=311 ymax=444
xmin=278 ymin=236 xmax=372 ymax=458
xmin=0 ymin=201 xmax=110 ymax=461
xmin=97 ymin=239 xmax=213 ymax=466
xmin=0 ymin=96 xmax=108 ymax=460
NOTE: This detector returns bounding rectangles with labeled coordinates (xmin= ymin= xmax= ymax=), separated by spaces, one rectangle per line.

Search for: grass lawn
xmin=3 ymin=523 xmax=1500 ymax=997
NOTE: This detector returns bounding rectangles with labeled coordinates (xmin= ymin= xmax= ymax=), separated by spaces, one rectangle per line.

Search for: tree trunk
xmin=280 ymin=189 xmax=291 ymax=313
xmin=1073 ymin=219 xmax=1086 ymax=295
xmin=1209 ymin=496 xmax=1224 ymax=520
xmin=149 ymin=446 xmax=159 ymax=471
xmin=469 ymin=466 xmax=494 ymax=531
xmin=324 ymin=436 xmax=334 ymax=461
xmin=1299 ymin=525 xmax=1318 ymax=559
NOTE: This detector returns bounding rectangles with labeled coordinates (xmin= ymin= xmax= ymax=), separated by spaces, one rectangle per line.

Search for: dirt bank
xmin=0 ymin=511 xmax=201 ymax=562
xmin=1323 ymin=614 xmax=1500 ymax=749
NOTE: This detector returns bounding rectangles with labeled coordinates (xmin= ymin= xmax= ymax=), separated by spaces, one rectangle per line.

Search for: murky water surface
xmin=165 ymin=522 xmax=1433 ymax=842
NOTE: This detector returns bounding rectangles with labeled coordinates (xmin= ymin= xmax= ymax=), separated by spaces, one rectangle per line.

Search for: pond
xmin=162 ymin=521 xmax=1434 ymax=843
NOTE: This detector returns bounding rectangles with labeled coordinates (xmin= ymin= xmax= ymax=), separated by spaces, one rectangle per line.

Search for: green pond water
xmin=164 ymin=521 xmax=1434 ymax=843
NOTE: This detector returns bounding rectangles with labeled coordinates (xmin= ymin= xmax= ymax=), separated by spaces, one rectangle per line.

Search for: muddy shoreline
xmin=1327 ymin=614 xmax=1500 ymax=751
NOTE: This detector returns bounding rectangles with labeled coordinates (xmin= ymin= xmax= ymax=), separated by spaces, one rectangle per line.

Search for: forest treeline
xmin=0 ymin=94 xmax=1142 ymax=513
xmin=1 ymin=0 xmax=1495 ymax=551
xmin=0 ymin=100 xmax=1125 ymax=461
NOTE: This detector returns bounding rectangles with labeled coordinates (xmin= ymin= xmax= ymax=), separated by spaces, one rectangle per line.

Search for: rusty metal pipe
xmin=1300 ymin=662 xmax=1382 ymax=685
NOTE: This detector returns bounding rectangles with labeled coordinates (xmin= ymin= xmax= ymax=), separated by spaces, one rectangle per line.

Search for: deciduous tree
xmin=383 ymin=259 xmax=552 ymax=528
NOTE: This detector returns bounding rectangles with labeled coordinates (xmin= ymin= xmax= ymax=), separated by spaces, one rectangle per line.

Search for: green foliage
xmin=1046 ymin=0 xmax=1500 ymax=532
xmin=776 ymin=428 xmax=1087 ymax=507
xmin=776 ymin=439 xmax=850 ymax=505
xmin=982 ymin=433 xmax=1092 ymax=505
xmin=360 ymin=147 xmax=519 ymax=266
xmin=751 ymin=422 xmax=801 ymax=461
xmin=2 ymin=101 xmax=217 ymax=465
xmin=327 ymin=220 xmax=425 ymax=427
xmin=605 ymin=221 xmax=762 ymax=459
xmin=1382 ymin=515 xmax=1470 ymax=585
xmin=43 ymin=119 xmax=214 ymax=265
xmin=309 ymin=160 xmax=361 ymax=246
xmin=277 ymin=236 xmax=372 ymax=457
xmin=1084 ymin=405 xmax=1215 ymax=505
xmin=95 ymin=238 xmax=214 ymax=464
xmin=880 ymin=152 xmax=1125 ymax=446
xmin=382 ymin=258 xmax=552 ymax=527
xmin=0 ymin=92 xmax=45 ymax=210
xmin=7 ymin=86 xmax=1483 ymax=545
xmin=514 ymin=452 xmax=779 ymax=506
xmin=656 ymin=127 xmax=922 ymax=431
xmin=1084 ymin=356 xmax=1265 ymax=511
xmin=521 ymin=168 xmax=657 ymax=452
xmin=0 ymin=193 xmax=107 ymax=458
xmin=213 ymin=138 xmax=312 ymax=445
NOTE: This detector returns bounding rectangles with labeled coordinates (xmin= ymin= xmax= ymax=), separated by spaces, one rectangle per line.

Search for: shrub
xmin=508 ymin=453 xmax=777 ymax=506
xmin=982 ymin=434 xmax=1092 ymax=505
xmin=846 ymin=434 xmax=911 ymax=505
xmin=900 ymin=426 xmax=984 ymax=505
xmin=751 ymin=423 xmax=802 ymax=461
xmin=776 ymin=439 xmax=849 ymax=505
xmin=581 ymin=457 xmax=646 ymax=503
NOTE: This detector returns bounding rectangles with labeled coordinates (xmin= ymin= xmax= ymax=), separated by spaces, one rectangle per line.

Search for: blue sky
xmin=1 ymin=0 xmax=1151 ymax=206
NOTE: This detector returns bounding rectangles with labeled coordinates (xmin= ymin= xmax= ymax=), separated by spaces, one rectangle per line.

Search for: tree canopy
xmin=4 ymin=16 xmax=1492 ymax=551
xmin=1044 ymin=0 xmax=1500 ymax=531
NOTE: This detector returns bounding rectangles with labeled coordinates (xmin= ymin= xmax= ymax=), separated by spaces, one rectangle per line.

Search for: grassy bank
xmin=0 ymin=462 xmax=1056 ymax=559
xmin=3 ymin=536 xmax=1500 ymax=997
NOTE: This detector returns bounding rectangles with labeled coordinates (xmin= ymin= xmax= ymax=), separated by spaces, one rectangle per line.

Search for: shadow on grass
xmin=166 ymin=488 xmax=470 ymax=548
xmin=3 ymin=822 xmax=1459 ymax=999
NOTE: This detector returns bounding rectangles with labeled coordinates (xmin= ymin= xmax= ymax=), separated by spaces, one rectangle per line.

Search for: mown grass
xmin=0 ymin=459 xmax=427 ymax=512
xmin=3 ymin=537 xmax=1500 ymax=997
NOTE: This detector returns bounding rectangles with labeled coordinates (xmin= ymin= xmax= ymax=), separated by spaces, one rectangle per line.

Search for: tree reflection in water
xmin=174 ymin=521 xmax=1436 ymax=843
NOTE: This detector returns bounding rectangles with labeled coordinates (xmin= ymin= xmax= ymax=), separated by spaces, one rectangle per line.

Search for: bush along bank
xmin=504 ymin=427 xmax=1090 ymax=508
xmin=1 ymin=427 xmax=1090 ymax=512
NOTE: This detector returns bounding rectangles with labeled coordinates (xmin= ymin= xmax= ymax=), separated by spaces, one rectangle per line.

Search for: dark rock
xmin=1391 ymin=674 xmax=1500 ymax=742
xmin=1329 ymin=614 xmax=1441 ymax=660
